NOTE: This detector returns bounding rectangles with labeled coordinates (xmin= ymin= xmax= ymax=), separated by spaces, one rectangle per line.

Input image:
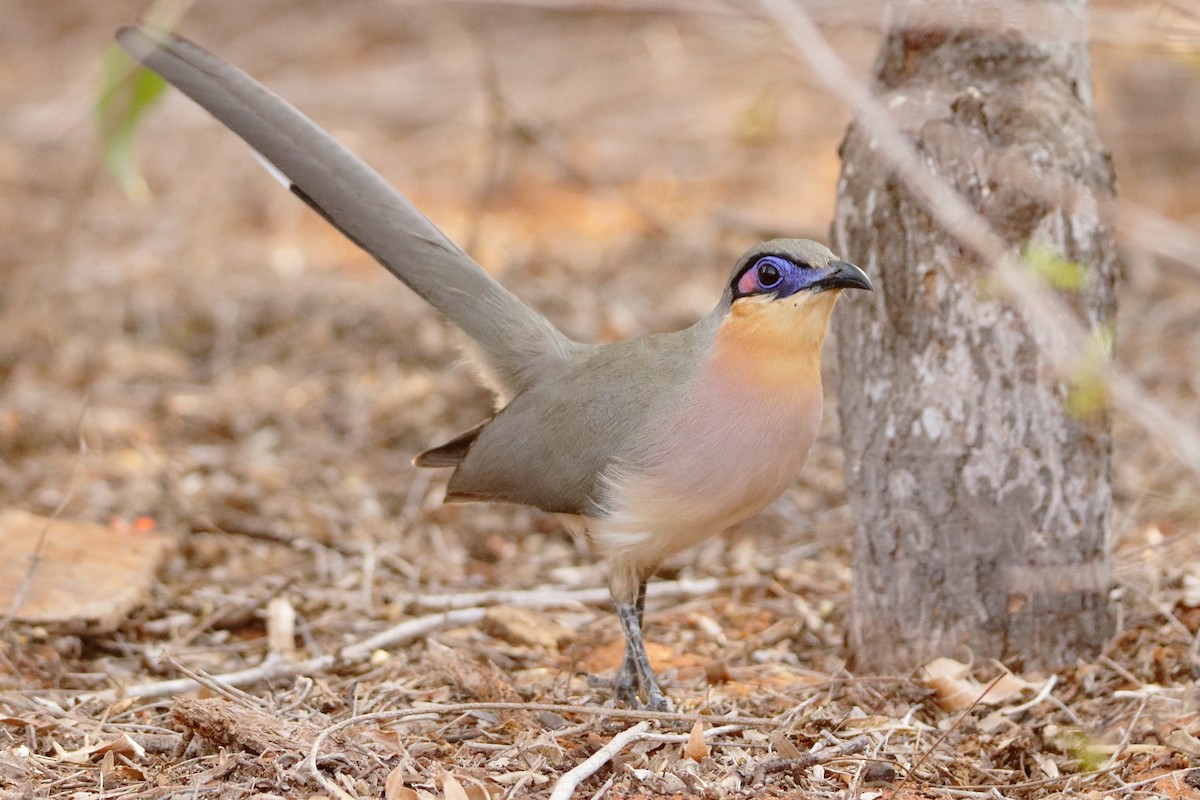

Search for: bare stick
xmin=84 ymin=577 xmax=721 ymax=704
xmin=1106 ymin=695 xmax=1148 ymax=769
xmin=754 ymin=735 xmax=871 ymax=783
xmin=301 ymin=702 xmax=781 ymax=741
xmin=1120 ymin=202 xmax=1200 ymax=276
xmin=548 ymin=720 xmax=651 ymax=800
xmin=338 ymin=607 xmax=485 ymax=661
xmin=160 ymin=654 xmax=268 ymax=709
xmin=86 ymin=607 xmax=487 ymax=703
xmin=298 ymin=701 xmax=784 ymax=792
xmin=758 ymin=0 xmax=1200 ymax=480
xmin=1000 ymin=674 xmax=1059 ymax=717
xmin=405 ymin=576 xmax=724 ymax=611
xmin=905 ymin=673 xmax=1005 ymax=782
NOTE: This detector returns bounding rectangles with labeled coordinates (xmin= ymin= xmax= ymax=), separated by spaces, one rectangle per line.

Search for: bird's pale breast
xmin=591 ymin=295 xmax=833 ymax=575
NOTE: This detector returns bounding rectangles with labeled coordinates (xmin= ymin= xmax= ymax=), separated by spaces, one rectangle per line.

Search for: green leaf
xmin=1065 ymin=324 xmax=1114 ymax=420
xmin=1023 ymin=244 xmax=1092 ymax=291
xmin=1062 ymin=728 xmax=1107 ymax=773
xmin=95 ymin=44 xmax=168 ymax=202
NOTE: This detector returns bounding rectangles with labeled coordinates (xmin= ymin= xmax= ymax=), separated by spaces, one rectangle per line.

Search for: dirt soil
xmin=2 ymin=2 xmax=1199 ymax=798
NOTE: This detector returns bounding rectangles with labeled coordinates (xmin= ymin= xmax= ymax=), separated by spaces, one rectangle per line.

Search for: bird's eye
xmin=756 ymin=259 xmax=783 ymax=289
xmin=735 ymin=254 xmax=798 ymax=297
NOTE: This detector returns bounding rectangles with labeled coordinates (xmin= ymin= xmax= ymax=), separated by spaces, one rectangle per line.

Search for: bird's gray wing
xmin=117 ymin=26 xmax=578 ymax=397
xmin=442 ymin=330 xmax=704 ymax=515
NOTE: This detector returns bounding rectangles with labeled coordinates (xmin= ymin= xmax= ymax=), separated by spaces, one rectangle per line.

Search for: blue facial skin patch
xmin=734 ymin=255 xmax=819 ymax=300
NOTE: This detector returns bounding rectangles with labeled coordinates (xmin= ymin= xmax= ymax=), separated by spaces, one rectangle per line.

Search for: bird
xmin=117 ymin=25 xmax=872 ymax=711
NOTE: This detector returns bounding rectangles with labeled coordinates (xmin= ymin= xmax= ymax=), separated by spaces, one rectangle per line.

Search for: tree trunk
xmin=832 ymin=0 xmax=1116 ymax=672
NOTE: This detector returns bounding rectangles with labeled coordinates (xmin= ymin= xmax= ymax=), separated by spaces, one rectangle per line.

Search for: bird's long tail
xmin=117 ymin=25 xmax=577 ymax=398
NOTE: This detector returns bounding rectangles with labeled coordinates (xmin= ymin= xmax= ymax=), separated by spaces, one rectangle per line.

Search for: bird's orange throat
xmin=711 ymin=292 xmax=840 ymax=390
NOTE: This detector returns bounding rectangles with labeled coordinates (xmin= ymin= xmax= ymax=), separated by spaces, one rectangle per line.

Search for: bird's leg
xmin=635 ymin=577 xmax=647 ymax=629
xmin=613 ymin=576 xmax=671 ymax=711
xmin=611 ymin=578 xmax=648 ymax=706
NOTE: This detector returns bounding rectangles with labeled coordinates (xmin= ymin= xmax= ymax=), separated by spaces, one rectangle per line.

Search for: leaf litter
xmin=2 ymin=2 xmax=1200 ymax=798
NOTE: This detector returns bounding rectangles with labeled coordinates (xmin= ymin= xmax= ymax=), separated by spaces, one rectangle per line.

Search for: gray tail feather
xmin=117 ymin=25 xmax=578 ymax=398
xmin=412 ymin=421 xmax=487 ymax=468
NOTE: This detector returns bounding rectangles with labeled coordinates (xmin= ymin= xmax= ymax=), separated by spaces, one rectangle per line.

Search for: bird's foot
xmin=586 ymin=662 xmax=640 ymax=705
xmin=633 ymin=661 xmax=673 ymax=712
xmin=586 ymin=662 xmax=671 ymax=711
xmin=640 ymin=680 xmax=673 ymax=713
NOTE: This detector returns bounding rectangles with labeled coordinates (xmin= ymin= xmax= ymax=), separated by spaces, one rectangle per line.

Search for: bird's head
xmin=713 ymin=239 xmax=872 ymax=383
xmin=727 ymin=238 xmax=872 ymax=306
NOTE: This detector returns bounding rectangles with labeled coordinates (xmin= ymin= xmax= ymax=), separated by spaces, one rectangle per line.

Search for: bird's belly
xmin=590 ymin=385 xmax=822 ymax=570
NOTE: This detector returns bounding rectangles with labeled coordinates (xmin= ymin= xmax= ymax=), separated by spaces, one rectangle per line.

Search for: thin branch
xmin=753 ymin=735 xmax=871 ymax=783
xmin=1000 ymin=674 xmax=1058 ymax=716
xmin=82 ymin=577 xmax=727 ymax=703
xmin=633 ymin=723 xmax=747 ymax=743
xmin=548 ymin=720 xmax=651 ymax=800
xmin=1106 ymin=694 xmax=1148 ymax=768
xmin=301 ymin=704 xmax=781 ymax=796
xmin=86 ymin=607 xmax=488 ymax=704
xmin=758 ymin=0 xmax=1200 ymax=481
xmin=1119 ymin=202 xmax=1200 ymax=276
xmin=303 ymin=702 xmax=782 ymax=738
xmin=905 ymin=673 xmax=1005 ymax=782
xmin=337 ymin=607 xmax=486 ymax=662
xmin=405 ymin=576 xmax=724 ymax=611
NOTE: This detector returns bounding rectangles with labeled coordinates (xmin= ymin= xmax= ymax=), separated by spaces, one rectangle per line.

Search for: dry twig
xmin=299 ymin=702 xmax=784 ymax=795
xmin=753 ymin=735 xmax=871 ymax=783
xmin=87 ymin=607 xmax=487 ymax=703
xmin=548 ymin=720 xmax=651 ymax=800
xmin=406 ymin=576 xmax=724 ymax=611
xmin=905 ymin=673 xmax=1005 ymax=783
xmin=759 ymin=0 xmax=1200 ymax=481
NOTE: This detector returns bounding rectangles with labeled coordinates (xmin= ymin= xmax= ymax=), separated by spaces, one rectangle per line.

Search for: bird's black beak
xmin=811 ymin=260 xmax=873 ymax=293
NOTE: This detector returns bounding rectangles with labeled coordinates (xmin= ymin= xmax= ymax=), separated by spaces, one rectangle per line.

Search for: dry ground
xmin=2 ymin=1 xmax=1199 ymax=798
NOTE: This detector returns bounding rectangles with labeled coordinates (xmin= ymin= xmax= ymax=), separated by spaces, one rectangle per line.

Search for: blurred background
xmin=2 ymin=0 xmax=1199 ymax=693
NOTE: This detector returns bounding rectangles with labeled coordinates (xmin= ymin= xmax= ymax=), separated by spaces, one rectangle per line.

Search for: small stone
xmin=861 ymin=762 xmax=897 ymax=786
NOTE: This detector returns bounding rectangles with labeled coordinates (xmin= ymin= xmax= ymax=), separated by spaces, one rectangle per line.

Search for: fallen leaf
xmin=0 ymin=509 xmax=173 ymax=631
xmin=463 ymin=783 xmax=497 ymax=800
xmin=55 ymin=733 xmax=147 ymax=765
xmin=1167 ymin=729 xmax=1200 ymax=756
xmin=922 ymin=656 xmax=971 ymax=681
xmin=769 ymin=730 xmax=803 ymax=760
xmin=0 ymin=716 xmax=55 ymax=733
xmin=385 ymin=765 xmax=418 ymax=800
xmin=920 ymin=658 xmax=978 ymax=711
xmin=919 ymin=658 xmax=1039 ymax=712
xmin=441 ymin=773 xmax=469 ymax=800
xmin=684 ymin=719 xmax=708 ymax=762
xmin=1032 ymin=751 xmax=1062 ymax=778
xmin=988 ymin=670 xmax=1038 ymax=704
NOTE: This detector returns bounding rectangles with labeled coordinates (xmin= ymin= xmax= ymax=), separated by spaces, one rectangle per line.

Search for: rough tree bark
xmin=832 ymin=0 xmax=1117 ymax=671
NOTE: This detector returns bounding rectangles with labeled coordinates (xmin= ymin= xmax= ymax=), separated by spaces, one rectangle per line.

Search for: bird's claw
xmin=587 ymin=663 xmax=671 ymax=711
xmin=642 ymin=687 xmax=673 ymax=712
